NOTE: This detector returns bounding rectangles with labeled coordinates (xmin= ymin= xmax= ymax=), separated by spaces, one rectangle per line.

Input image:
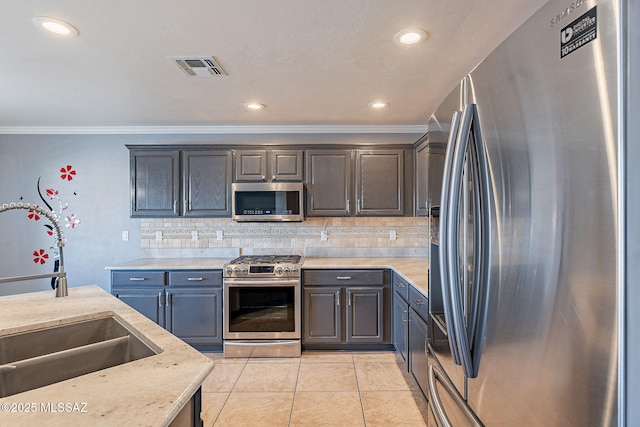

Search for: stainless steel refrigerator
xmin=427 ymin=0 xmax=633 ymax=425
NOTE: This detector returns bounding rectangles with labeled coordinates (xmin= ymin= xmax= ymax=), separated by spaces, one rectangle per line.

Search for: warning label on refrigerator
xmin=560 ymin=6 xmax=597 ymax=58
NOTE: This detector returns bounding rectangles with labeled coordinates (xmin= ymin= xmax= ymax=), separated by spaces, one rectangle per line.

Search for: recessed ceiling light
xmin=244 ymin=102 xmax=265 ymax=110
xmin=369 ymin=101 xmax=389 ymax=109
xmin=393 ymin=29 xmax=427 ymax=46
xmin=33 ymin=16 xmax=78 ymax=37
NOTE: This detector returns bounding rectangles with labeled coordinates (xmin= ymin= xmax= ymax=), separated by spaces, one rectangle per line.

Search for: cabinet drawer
xmin=111 ymin=271 xmax=165 ymax=286
xmin=392 ymin=272 xmax=409 ymax=302
xmin=409 ymin=285 xmax=429 ymax=321
xmin=168 ymin=271 xmax=223 ymax=287
xmin=303 ymin=269 xmax=387 ymax=286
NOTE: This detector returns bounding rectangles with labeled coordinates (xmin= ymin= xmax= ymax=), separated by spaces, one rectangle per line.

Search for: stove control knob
xmin=241 ymin=267 xmax=248 ymax=274
xmin=275 ymin=267 xmax=283 ymax=275
xmin=225 ymin=267 xmax=233 ymax=275
xmin=291 ymin=267 xmax=299 ymax=274
xmin=284 ymin=267 xmax=291 ymax=274
xmin=233 ymin=267 xmax=240 ymax=273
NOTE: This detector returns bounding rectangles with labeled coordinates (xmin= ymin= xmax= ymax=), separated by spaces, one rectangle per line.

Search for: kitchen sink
xmin=0 ymin=315 xmax=160 ymax=397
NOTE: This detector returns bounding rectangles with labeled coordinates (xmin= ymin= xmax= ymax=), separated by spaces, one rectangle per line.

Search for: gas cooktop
xmin=223 ymin=255 xmax=303 ymax=278
xmin=227 ymin=255 xmax=302 ymax=265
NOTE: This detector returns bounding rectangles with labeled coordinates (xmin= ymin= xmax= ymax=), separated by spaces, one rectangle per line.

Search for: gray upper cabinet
xmin=415 ymin=137 xmax=446 ymax=216
xmin=183 ymin=150 xmax=232 ymax=217
xmin=130 ymin=149 xmax=180 ymax=217
xmin=270 ymin=149 xmax=304 ymax=181
xmin=234 ymin=149 xmax=303 ymax=182
xmin=234 ymin=149 xmax=268 ymax=181
xmin=305 ymin=149 xmax=352 ymax=216
xmin=355 ymin=149 xmax=405 ymax=216
xmin=128 ymin=146 xmax=232 ymax=218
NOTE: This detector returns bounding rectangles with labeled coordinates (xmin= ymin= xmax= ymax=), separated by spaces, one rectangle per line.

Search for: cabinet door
xmin=415 ymin=142 xmax=446 ymax=216
xmin=355 ymin=150 xmax=404 ymax=216
xmin=183 ymin=150 xmax=232 ymax=217
xmin=234 ymin=150 xmax=268 ymax=181
xmin=113 ymin=288 xmax=165 ymax=326
xmin=305 ymin=150 xmax=352 ymax=216
xmin=346 ymin=287 xmax=385 ymax=344
xmin=393 ymin=293 xmax=409 ymax=365
xmin=270 ymin=149 xmax=303 ymax=181
xmin=409 ymin=308 xmax=429 ymax=395
xmin=130 ymin=150 xmax=180 ymax=217
xmin=303 ymin=287 xmax=342 ymax=343
xmin=166 ymin=287 xmax=222 ymax=345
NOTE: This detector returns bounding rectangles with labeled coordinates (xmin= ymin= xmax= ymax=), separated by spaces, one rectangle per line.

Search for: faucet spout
xmin=0 ymin=202 xmax=68 ymax=297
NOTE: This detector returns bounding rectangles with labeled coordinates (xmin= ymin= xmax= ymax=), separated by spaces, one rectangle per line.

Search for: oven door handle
xmin=224 ymin=279 xmax=300 ymax=286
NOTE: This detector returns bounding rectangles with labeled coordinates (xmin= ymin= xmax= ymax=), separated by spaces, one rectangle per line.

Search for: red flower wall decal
xmin=27 ymin=207 xmax=41 ymax=221
xmin=33 ymin=249 xmax=49 ymax=265
xmin=60 ymin=165 xmax=76 ymax=181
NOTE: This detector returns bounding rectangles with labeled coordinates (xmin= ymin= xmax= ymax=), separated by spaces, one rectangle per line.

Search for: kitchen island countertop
xmin=0 ymin=285 xmax=214 ymax=426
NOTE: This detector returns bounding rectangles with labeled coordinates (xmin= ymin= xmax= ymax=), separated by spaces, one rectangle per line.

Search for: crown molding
xmin=0 ymin=124 xmax=427 ymax=135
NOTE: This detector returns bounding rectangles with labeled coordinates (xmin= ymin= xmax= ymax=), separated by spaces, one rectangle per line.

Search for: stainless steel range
xmin=223 ymin=255 xmax=302 ymax=357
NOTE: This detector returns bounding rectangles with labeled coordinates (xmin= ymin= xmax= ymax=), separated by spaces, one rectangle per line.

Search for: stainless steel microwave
xmin=231 ymin=182 xmax=304 ymax=222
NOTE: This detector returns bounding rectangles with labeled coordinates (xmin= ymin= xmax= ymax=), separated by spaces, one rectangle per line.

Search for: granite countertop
xmin=105 ymin=258 xmax=229 ymax=270
xmin=105 ymin=256 xmax=430 ymax=296
xmin=302 ymin=257 xmax=429 ymax=296
xmin=0 ymin=286 xmax=214 ymax=426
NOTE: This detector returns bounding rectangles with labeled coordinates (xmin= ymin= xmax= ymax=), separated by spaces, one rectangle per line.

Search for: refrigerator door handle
xmin=428 ymin=364 xmax=484 ymax=427
xmin=468 ymin=103 xmax=492 ymax=377
xmin=439 ymin=110 xmax=463 ymax=366
xmin=447 ymin=103 xmax=476 ymax=377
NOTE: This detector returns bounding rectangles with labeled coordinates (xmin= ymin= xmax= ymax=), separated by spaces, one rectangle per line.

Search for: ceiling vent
xmin=169 ymin=56 xmax=227 ymax=76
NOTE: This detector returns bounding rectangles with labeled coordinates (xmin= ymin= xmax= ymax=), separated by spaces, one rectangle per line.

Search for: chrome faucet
xmin=0 ymin=202 xmax=68 ymax=297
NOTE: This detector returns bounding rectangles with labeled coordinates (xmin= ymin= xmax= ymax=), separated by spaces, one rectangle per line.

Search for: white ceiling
xmin=0 ymin=0 xmax=548 ymax=137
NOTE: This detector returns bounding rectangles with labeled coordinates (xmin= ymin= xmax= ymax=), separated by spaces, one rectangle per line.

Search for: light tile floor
xmin=201 ymin=351 xmax=428 ymax=426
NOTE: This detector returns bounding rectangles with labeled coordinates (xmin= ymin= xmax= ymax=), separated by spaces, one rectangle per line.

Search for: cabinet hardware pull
xmin=173 ymin=200 xmax=178 ymax=215
xmin=337 ymin=294 xmax=340 ymax=307
xmin=166 ymin=293 xmax=171 ymax=306
xmin=336 ymin=276 xmax=352 ymax=280
xmin=413 ymin=299 xmax=424 ymax=305
xmin=346 ymin=199 xmax=350 ymax=212
xmin=348 ymin=294 xmax=352 ymax=306
xmin=395 ymin=283 xmax=405 ymax=288
xmin=129 ymin=277 xmax=146 ymax=281
xmin=272 ymin=175 xmax=276 ymax=181
xmin=187 ymin=277 xmax=204 ymax=281
xmin=261 ymin=175 xmax=266 ymax=181
xmin=158 ymin=292 xmax=163 ymax=307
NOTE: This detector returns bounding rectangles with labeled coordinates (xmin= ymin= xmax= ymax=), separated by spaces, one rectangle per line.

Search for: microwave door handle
xmin=440 ymin=110 xmax=463 ymax=366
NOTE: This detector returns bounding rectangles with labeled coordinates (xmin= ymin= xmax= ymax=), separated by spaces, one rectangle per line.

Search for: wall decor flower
xmin=21 ymin=166 xmax=80 ymax=288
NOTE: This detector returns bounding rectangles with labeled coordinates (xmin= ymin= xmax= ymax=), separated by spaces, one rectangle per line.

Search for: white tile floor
xmin=200 ymin=351 xmax=428 ymax=426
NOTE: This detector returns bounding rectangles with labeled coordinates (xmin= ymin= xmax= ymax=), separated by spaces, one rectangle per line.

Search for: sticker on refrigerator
xmin=560 ymin=6 xmax=597 ymax=58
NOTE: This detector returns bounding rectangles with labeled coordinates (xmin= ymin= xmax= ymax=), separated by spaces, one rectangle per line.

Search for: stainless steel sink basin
xmin=0 ymin=315 xmax=160 ymax=397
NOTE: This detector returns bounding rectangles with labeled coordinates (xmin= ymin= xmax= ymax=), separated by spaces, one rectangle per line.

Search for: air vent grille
xmin=169 ymin=56 xmax=227 ymax=76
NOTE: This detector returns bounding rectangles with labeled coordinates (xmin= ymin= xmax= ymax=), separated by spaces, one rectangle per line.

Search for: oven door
xmin=223 ymin=278 xmax=301 ymax=340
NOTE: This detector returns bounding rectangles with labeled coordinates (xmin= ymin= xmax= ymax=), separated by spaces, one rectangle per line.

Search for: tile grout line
xmin=211 ymin=358 xmax=248 ymax=426
xmin=287 ymin=359 xmax=303 ymax=427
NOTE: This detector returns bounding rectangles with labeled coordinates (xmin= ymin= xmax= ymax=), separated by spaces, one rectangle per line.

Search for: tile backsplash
xmin=140 ymin=217 xmax=429 ymax=258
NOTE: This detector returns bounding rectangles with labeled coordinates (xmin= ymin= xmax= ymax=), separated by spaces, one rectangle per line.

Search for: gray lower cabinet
xmin=392 ymin=273 xmax=430 ymax=397
xmin=393 ymin=292 xmax=409 ymax=364
xmin=302 ymin=269 xmax=391 ymax=349
xmin=111 ymin=270 xmax=223 ymax=350
xmin=409 ymin=307 xmax=429 ymax=395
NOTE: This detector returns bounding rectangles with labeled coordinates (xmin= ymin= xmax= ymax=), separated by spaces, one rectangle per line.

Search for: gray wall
xmin=0 ymin=135 xmax=142 ymax=295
